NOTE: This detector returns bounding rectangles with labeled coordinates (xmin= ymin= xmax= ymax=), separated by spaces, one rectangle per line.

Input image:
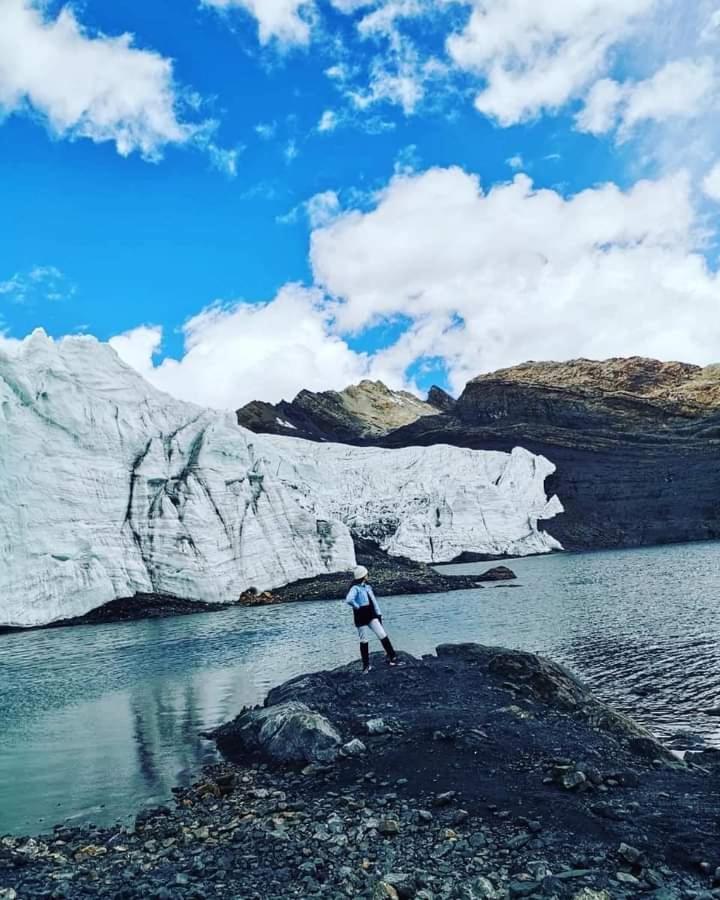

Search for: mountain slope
xmin=0 ymin=332 xmax=560 ymax=627
xmin=236 ymin=379 xmax=451 ymax=441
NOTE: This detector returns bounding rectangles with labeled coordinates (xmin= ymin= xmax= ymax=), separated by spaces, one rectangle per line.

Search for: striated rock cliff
xmin=381 ymin=358 xmax=720 ymax=550
xmin=236 ymin=379 xmax=447 ymax=441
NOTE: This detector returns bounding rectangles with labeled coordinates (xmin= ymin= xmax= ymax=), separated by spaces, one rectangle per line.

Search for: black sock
xmin=381 ymin=636 xmax=396 ymax=660
xmin=360 ymin=642 xmax=370 ymax=668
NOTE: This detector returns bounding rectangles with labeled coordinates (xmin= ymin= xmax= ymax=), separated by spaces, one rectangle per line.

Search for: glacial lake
xmin=1 ymin=540 xmax=719 ymax=837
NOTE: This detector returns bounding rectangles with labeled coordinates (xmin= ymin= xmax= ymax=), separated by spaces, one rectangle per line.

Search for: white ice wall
xmin=0 ymin=331 xmax=562 ymax=627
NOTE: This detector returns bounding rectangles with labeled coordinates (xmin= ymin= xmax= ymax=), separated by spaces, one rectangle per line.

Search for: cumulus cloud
xmin=310 ymin=165 xmax=720 ymax=392
xmin=110 ymin=285 xmax=385 ymax=410
xmin=201 ymin=0 xmax=313 ymax=44
xmin=0 ymin=0 xmax=192 ymax=159
xmin=577 ymin=58 xmax=717 ymax=138
xmin=447 ymin=0 xmax=657 ymax=125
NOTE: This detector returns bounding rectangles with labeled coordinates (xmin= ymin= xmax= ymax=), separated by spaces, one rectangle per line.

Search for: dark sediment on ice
xmin=4 ymin=644 xmax=719 ymax=900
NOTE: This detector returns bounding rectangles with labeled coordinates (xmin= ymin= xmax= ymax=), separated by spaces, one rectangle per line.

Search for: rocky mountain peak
xmin=237 ymin=378 xmax=447 ymax=441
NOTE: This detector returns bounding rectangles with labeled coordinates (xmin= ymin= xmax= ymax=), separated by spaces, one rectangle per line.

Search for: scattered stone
xmin=562 ymin=770 xmax=587 ymax=790
xmin=341 ymin=738 xmax=367 ymax=756
xmin=373 ymin=881 xmax=400 ymax=899
xmin=383 ymin=872 xmax=416 ymax=899
xmin=432 ymin=791 xmax=457 ymax=807
xmin=508 ymin=880 xmax=541 ymax=897
xmin=615 ymin=871 xmax=641 ymax=885
xmin=618 ymin=842 xmax=642 ymax=864
xmin=378 ymin=818 xmax=401 ymax=836
xmin=366 ymin=718 xmax=389 ymax=735
xmin=211 ymin=701 xmax=342 ymax=764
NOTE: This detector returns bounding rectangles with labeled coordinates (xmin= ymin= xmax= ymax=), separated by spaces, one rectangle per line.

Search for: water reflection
xmin=1 ymin=540 xmax=719 ymax=836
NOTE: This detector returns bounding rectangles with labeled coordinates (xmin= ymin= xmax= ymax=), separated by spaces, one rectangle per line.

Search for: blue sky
xmin=1 ymin=0 xmax=719 ymax=408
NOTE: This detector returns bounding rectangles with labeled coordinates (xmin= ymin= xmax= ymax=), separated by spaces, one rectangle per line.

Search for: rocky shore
xmin=270 ymin=540 xmax=517 ymax=605
xmin=0 ymin=540 xmax=517 ymax=630
xmin=3 ymin=644 xmax=719 ymax=900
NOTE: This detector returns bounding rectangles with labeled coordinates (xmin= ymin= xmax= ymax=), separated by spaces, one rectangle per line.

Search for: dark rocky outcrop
xmin=378 ymin=360 xmax=720 ymax=551
xmin=0 ymin=594 xmax=229 ymax=633
xmin=272 ymin=538 xmax=515 ymax=604
xmin=5 ymin=645 xmax=720 ymax=899
xmin=211 ymin=700 xmax=342 ymax=763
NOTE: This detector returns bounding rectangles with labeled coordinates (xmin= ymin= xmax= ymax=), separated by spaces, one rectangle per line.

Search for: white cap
xmin=353 ymin=565 xmax=368 ymax=580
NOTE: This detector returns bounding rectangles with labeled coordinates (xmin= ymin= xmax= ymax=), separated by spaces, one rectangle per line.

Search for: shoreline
xmin=2 ymin=644 xmax=719 ymax=899
xmin=0 ymin=547 xmax=517 ymax=633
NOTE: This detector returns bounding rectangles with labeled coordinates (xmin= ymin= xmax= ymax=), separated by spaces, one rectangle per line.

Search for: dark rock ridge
xmin=238 ymin=358 xmax=720 ymax=551
xmin=236 ymin=379 xmax=450 ymax=441
xmin=5 ymin=644 xmax=720 ymax=899
xmin=0 ymin=594 xmax=228 ymax=634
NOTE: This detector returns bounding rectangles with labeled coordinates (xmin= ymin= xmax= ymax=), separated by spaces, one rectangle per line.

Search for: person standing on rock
xmin=346 ymin=565 xmax=401 ymax=673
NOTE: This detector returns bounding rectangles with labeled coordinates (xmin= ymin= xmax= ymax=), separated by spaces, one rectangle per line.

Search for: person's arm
xmin=345 ymin=585 xmax=359 ymax=608
xmin=367 ymin=585 xmax=382 ymax=620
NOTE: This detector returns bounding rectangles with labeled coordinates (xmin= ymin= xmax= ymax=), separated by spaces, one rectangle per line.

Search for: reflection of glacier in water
xmin=2 ymin=539 xmax=720 ymax=836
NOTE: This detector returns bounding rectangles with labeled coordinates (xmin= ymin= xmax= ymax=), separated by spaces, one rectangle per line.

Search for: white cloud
xmin=576 ymin=77 xmax=625 ymax=134
xmin=318 ymin=109 xmax=339 ymax=132
xmin=305 ymin=190 xmax=342 ymax=227
xmin=310 ymin=165 xmax=720 ymax=392
xmin=206 ymin=142 xmax=243 ymax=177
xmin=447 ymin=0 xmax=658 ymax=125
xmin=506 ymin=154 xmax=524 ymax=170
xmin=255 ymin=121 xmax=278 ymax=139
xmin=0 ymin=265 xmax=75 ymax=304
xmin=0 ymin=0 xmax=192 ymax=159
xmin=202 ymin=0 xmax=313 ymax=44
xmin=0 ymin=333 xmax=22 ymax=356
xmin=110 ymin=285 xmax=381 ymax=409
xmin=703 ymin=161 xmax=720 ymax=201
xmin=621 ymin=57 xmax=716 ymax=133
xmin=108 ymin=325 xmax=163 ymax=375
xmin=577 ymin=58 xmax=717 ymax=137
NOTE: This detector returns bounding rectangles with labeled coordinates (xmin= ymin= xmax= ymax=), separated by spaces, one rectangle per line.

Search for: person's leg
xmin=357 ymin=625 xmax=371 ymax=672
xmin=369 ymin=619 xmax=398 ymax=663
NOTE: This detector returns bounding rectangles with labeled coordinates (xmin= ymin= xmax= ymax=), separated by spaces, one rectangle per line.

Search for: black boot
xmin=381 ymin=636 xmax=398 ymax=664
xmin=360 ymin=642 xmax=371 ymax=673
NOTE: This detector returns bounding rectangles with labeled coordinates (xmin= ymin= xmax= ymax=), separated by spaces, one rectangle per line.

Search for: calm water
xmin=1 ymin=540 xmax=720 ymax=836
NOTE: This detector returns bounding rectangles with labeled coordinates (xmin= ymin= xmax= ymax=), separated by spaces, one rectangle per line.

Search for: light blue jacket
xmin=345 ymin=583 xmax=382 ymax=617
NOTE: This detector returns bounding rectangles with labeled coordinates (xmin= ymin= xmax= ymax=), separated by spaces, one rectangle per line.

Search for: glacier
xmin=0 ymin=331 xmax=563 ymax=627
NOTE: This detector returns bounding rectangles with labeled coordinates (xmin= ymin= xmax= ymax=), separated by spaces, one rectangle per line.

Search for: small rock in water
xmin=366 ymin=718 xmax=389 ymax=735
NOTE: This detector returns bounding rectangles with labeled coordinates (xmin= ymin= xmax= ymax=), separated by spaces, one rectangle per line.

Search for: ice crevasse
xmin=0 ymin=331 xmax=563 ymax=627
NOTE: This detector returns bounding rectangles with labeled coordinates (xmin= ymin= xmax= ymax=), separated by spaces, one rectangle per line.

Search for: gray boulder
xmin=212 ymin=700 xmax=342 ymax=764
